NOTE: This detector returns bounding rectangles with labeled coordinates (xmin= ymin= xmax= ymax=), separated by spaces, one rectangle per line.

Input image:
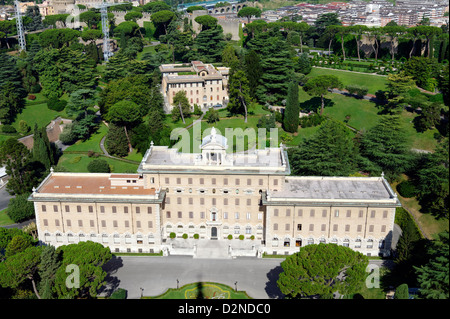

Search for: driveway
xmin=102 ymin=256 xmax=284 ymax=299
xmin=0 ymin=185 xmax=13 ymax=211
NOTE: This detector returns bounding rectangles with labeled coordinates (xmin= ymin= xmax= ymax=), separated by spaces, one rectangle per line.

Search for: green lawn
xmin=56 ymin=153 xmax=139 ymax=173
xmin=145 ymin=282 xmax=251 ymax=299
xmin=309 ymin=67 xmax=388 ymax=95
xmin=0 ymin=208 xmax=14 ymax=226
xmin=64 ymin=123 xmax=108 ymax=153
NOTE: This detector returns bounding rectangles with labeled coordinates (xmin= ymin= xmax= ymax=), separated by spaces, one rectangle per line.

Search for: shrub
xmin=227 ymin=234 xmax=233 ymax=240
xmin=7 ymin=194 xmax=35 ymax=223
xmin=250 ymin=235 xmax=255 ymax=240
xmin=345 ymin=84 xmax=368 ymax=98
xmin=27 ymin=94 xmax=36 ymax=100
xmin=299 ymin=113 xmax=325 ymax=128
xmin=182 ymin=233 xmax=188 ymax=239
xmin=110 ymin=288 xmax=127 ymax=299
xmin=87 ymin=159 xmax=110 ymax=173
xmin=1 ymin=124 xmax=17 ymax=134
xmin=193 ymin=233 xmax=199 ymax=239
xmin=47 ymin=98 xmax=67 ymax=112
xmin=396 ymin=180 xmax=417 ymax=198
xmin=394 ymin=284 xmax=409 ymax=299
xmin=30 ymin=84 xmax=41 ymax=93
xmin=239 ymin=235 xmax=244 ymax=240
xmin=170 ymin=232 xmax=176 ymax=239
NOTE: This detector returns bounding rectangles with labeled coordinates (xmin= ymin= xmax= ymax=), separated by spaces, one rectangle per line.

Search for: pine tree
xmin=283 ymin=80 xmax=300 ymax=133
xmin=415 ymin=231 xmax=449 ymax=299
xmin=32 ymin=124 xmax=56 ymax=170
xmin=359 ymin=115 xmax=413 ymax=179
xmin=105 ymin=123 xmax=129 ymax=157
xmin=193 ymin=25 xmax=225 ymax=63
xmin=38 ymin=245 xmax=61 ymax=299
xmin=290 ymin=119 xmax=358 ymax=176
xmin=227 ymin=69 xmax=252 ymax=122
xmin=244 ymin=50 xmax=262 ymax=99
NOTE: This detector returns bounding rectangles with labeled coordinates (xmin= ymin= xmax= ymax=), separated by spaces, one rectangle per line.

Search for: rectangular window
xmin=321 ymin=224 xmax=326 ymax=231
xmin=333 ymin=224 xmax=338 ymax=232
xmin=136 ymin=221 xmax=141 ymax=228
xmin=77 ymin=205 xmax=81 ymax=213
xmin=345 ymin=224 xmax=350 ymax=232
xmin=383 ymin=210 xmax=388 ymax=218
xmin=309 ymin=224 xmax=314 ymax=231
xmin=178 ymin=211 xmax=182 ymax=218
xmin=125 ymin=221 xmax=129 ymax=228
xmin=286 ymin=209 xmax=291 ymax=217
xmin=223 ymin=212 xmax=228 ymax=219
xmin=224 ymin=178 xmax=228 ymax=185
xmin=66 ymin=219 xmax=71 ymax=227
xmin=235 ymin=212 xmax=239 ymax=219
xmin=346 ymin=210 xmax=351 ymax=218
xmin=381 ymin=225 xmax=386 ymax=233
xmin=88 ymin=206 xmax=93 ymax=213
xmin=177 ymin=197 xmax=182 ymax=205
xmin=370 ymin=210 xmax=376 ymax=218
xmin=200 ymin=212 xmax=205 ymax=219
xmin=310 ymin=209 xmax=315 ymax=217
xmin=274 ymin=209 xmax=279 ymax=217
xmin=136 ymin=207 xmax=140 ymax=214
xmin=357 ymin=225 xmax=362 ymax=232
xmin=334 ymin=210 xmax=339 ymax=217
xmin=43 ymin=219 xmax=48 ymax=226
xmin=65 ymin=205 xmax=70 ymax=213
xmin=369 ymin=225 xmax=374 ymax=232
xmin=166 ymin=211 xmax=171 ymax=218
xmin=53 ymin=205 xmax=58 ymax=212
xmin=359 ymin=210 xmax=364 ymax=218
xmin=298 ymin=209 xmax=303 ymax=217
xmin=113 ymin=220 xmax=117 ymax=228
xmin=147 ymin=207 xmax=152 ymax=214
xmin=124 ymin=206 xmax=128 ymax=214
xmin=148 ymin=221 xmax=153 ymax=228
xmin=101 ymin=220 xmax=106 ymax=228
xmin=55 ymin=219 xmax=60 ymax=227
xmin=100 ymin=206 xmax=105 ymax=213
xmin=189 ymin=212 xmax=193 ymax=219
xmin=78 ymin=220 xmax=83 ymax=227
xmin=42 ymin=205 xmax=46 ymax=212
xmin=246 ymin=213 xmax=251 ymax=220
xmin=112 ymin=206 xmax=117 ymax=214
xmin=297 ymin=224 xmax=302 ymax=231
xmin=322 ymin=210 xmax=327 ymax=217
xmin=258 ymin=213 xmax=262 ymax=220
xmin=177 ymin=178 xmax=181 ymax=185
xmin=247 ymin=199 xmax=251 ymax=206
xmin=200 ymin=178 xmax=204 ymax=185
xmin=223 ymin=198 xmax=228 ymax=205
xmin=235 ymin=198 xmax=240 ymax=206
xmin=247 ymin=179 xmax=251 ymax=186
xmin=273 ymin=179 xmax=278 ymax=186
xmin=273 ymin=223 xmax=278 ymax=231
xmin=165 ymin=177 xmax=170 ymax=184
xmin=285 ymin=224 xmax=290 ymax=231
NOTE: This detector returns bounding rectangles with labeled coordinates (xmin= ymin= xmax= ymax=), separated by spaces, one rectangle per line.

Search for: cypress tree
xmin=32 ymin=124 xmax=55 ymax=170
xmin=283 ymin=80 xmax=300 ymax=133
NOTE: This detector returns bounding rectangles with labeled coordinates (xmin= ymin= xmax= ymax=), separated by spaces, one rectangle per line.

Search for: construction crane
xmin=93 ymin=1 xmax=124 ymax=62
xmin=14 ymin=0 xmax=26 ymax=51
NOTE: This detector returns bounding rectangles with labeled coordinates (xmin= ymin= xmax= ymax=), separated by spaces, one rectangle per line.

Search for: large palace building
xmin=29 ymin=128 xmax=401 ymax=258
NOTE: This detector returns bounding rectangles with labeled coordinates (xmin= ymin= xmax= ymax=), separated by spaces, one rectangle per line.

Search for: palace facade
xmin=29 ymin=128 xmax=401 ymax=258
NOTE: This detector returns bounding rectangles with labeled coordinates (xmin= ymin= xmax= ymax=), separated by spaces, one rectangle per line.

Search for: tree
xmin=244 ymin=50 xmax=262 ymax=99
xmin=324 ymin=25 xmax=340 ymax=57
xmin=79 ymin=10 xmax=101 ymax=29
xmin=416 ymin=138 xmax=449 ymax=219
xmin=227 ymin=69 xmax=252 ymax=123
xmin=277 ymin=243 xmax=369 ymax=298
xmin=6 ymin=193 xmax=35 ymax=223
xmin=303 ymin=75 xmax=343 ymax=115
xmin=32 ymin=124 xmax=56 ymax=170
xmin=151 ymin=10 xmax=175 ymax=36
xmin=171 ymin=90 xmax=191 ymax=124
xmin=283 ymin=80 xmax=300 ymax=133
xmin=53 ymin=241 xmax=112 ymax=299
xmin=382 ymin=25 xmax=406 ymax=62
xmin=394 ymin=284 xmax=409 ymax=299
xmin=87 ymin=159 xmax=110 ymax=173
xmin=290 ymin=119 xmax=358 ymax=176
xmin=296 ymin=52 xmax=311 ymax=75
xmin=336 ymin=26 xmax=350 ymax=60
xmin=105 ymin=123 xmax=129 ymax=158
xmin=194 ymin=15 xmax=218 ymax=31
xmin=193 ymin=24 xmax=225 ymax=63
xmin=359 ymin=115 xmax=412 ymax=179
xmin=403 ymin=57 xmax=439 ymax=89
xmin=415 ymin=231 xmax=449 ymax=299
xmin=124 ymin=11 xmax=143 ymax=23
xmin=0 ymin=246 xmax=43 ymax=299
xmin=349 ymin=25 xmax=368 ymax=62
xmin=237 ymin=7 xmax=262 ymax=23
xmin=38 ymin=245 xmax=61 ymax=299
xmin=107 ymin=100 xmax=141 ymax=153
xmin=0 ymin=138 xmax=43 ymax=195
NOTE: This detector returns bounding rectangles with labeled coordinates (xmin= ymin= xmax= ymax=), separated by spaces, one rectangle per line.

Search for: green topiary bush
xmin=110 ymin=288 xmax=127 ymax=299
xmin=170 ymin=232 xmax=176 ymax=239
xmin=87 ymin=159 xmax=111 ymax=173
xmin=396 ymin=180 xmax=417 ymax=198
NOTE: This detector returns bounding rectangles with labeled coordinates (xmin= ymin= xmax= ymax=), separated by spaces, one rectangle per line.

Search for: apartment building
xmin=29 ymin=128 xmax=401 ymax=258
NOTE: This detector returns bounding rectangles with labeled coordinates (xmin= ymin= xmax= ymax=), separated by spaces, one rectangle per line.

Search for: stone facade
xmin=29 ymin=129 xmax=401 ymax=257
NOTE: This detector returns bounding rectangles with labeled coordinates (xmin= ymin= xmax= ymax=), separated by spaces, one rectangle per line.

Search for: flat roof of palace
xmin=273 ymin=176 xmax=394 ymax=200
xmin=37 ymin=174 xmax=155 ymax=196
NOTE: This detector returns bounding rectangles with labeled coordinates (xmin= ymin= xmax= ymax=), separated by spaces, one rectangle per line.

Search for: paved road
xmin=0 ymin=185 xmax=13 ymax=211
xmin=102 ymin=256 xmax=285 ymax=299
xmin=101 ymin=255 xmax=396 ymax=299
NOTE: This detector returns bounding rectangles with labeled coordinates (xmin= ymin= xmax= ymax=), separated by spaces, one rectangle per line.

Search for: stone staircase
xmin=195 ymin=240 xmax=230 ymax=259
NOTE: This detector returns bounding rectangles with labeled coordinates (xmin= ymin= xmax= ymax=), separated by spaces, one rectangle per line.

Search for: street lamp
xmin=234 ymin=281 xmax=238 ymax=292
xmin=140 ymin=287 xmax=144 ymax=298
xmin=177 ymin=279 xmax=179 ymax=289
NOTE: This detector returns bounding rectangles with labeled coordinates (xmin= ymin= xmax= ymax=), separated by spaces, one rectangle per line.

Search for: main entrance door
xmin=211 ymin=227 xmax=218 ymax=239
